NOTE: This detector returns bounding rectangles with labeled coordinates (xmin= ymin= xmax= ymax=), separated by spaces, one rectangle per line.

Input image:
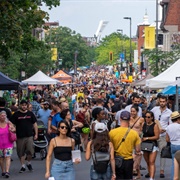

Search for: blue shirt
xmin=51 ymin=112 xmax=63 ymax=128
xmin=37 ymin=109 xmax=51 ymax=128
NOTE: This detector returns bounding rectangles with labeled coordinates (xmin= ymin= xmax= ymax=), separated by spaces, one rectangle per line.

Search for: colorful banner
xmin=51 ymin=48 xmax=57 ymax=61
xmin=144 ymin=27 xmax=155 ymax=49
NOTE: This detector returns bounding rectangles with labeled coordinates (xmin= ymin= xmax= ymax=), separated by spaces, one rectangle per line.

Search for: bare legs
xmin=0 ymin=156 xmax=11 ymax=174
xmin=143 ymin=151 xmax=157 ymax=179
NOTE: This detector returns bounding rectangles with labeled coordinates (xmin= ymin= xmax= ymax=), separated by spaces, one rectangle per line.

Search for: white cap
xmin=94 ymin=123 xmax=107 ymax=133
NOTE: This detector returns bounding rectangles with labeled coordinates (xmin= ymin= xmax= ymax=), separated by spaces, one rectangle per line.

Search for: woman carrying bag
xmin=45 ymin=120 xmax=81 ymax=180
xmin=166 ymin=111 xmax=180 ymax=180
xmin=85 ymin=123 xmax=116 ymax=180
xmin=141 ymin=111 xmax=159 ymax=180
xmin=0 ymin=111 xmax=16 ymax=178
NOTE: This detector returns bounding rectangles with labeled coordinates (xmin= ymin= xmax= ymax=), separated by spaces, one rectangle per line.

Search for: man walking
xmin=109 ymin=111 xmax=141 ymax=179
xmin=151 ymin=95 xmax=172 ymax=178
xmin=10 ymin=100 xmax=38 ymax=173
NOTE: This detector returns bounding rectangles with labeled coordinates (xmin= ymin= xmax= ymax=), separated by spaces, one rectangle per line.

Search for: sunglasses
xmin=60 ymin=126 xmax=68 ymax=130
xmin=145 ymin=116 xmax=151 ymax=118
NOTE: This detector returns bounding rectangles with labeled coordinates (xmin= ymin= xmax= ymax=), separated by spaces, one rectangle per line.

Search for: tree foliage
xmin=45 ymin=27 xmax=93 ymax=69
xmin=95 ymin=32 xmax=136 ymax=65
xmin=144 ymin=47 xmax=180 ymax=76
xmin=0 ymin=0 xmax=60 ymax=59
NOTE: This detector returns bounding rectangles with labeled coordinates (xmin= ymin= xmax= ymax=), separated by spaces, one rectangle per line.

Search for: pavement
xmin=2 ymin=149 xmax=172 ymax=180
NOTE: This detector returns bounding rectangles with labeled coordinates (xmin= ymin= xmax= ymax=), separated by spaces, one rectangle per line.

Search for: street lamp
xmin=117 ymin=29 xmax=123 ymax=71
xmin=124 ymin=17 xmax=132 ymax=74
xmin=74 ymin=50 xmax=78 ymax=76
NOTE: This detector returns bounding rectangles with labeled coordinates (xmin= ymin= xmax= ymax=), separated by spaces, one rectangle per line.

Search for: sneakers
xmin=5 ymin=172 xmax=10 ymax=178
xmin=27 ymin=164 xmax=33 ymax=171
xmin=145 ymin=173 xmax=150 ymax=178
xmin=19 ymin=167 xmax=26 ymax=173
xmin=2 ymin=172 xmax=5 ymax=177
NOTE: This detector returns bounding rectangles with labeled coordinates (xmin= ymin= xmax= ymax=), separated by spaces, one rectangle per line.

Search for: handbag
xmin=114 ymin=127 xmax=131 ymax=169
xmin=161 ymin=145 xmax=172 ymax=158
xmin=71 ymin=131 xmax=81 ymax=145
xmin=8 ymin=123 xmax=17 ymax=142
xmin=141 ymin=142 xmax=154 ymax=152
xmin=9 ymin=130 xmax=17 ymax=142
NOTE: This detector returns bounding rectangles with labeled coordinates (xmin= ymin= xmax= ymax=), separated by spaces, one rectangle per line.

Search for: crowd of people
xmin=0 ymin=67 xmax=180 ymax=180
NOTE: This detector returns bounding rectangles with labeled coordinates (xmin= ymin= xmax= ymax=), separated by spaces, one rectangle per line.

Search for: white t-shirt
xmin=166 ymin=123 xmax=180 ymax=145
xmin=115 ymin=109 xmax=126 ymax=126
xmin=151 ymin=106 xmax=172 ymax=136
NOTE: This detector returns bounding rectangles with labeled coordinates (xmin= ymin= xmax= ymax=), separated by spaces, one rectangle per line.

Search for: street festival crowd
xmin=0 ymin=66 xmax=180 ymax=180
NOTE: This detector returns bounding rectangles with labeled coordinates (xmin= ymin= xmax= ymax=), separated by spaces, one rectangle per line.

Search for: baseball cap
xmin=94 ymin=123 xmax=107 ymax=133
xmin=20 ymin=100 xmax=28 ymax=104
xmin=120 ymin=111 xmax=130 ymax=121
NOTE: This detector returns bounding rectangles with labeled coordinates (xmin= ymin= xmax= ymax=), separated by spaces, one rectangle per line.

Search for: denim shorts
xmin=51 ymin=159 xmax=75 ymax=180
xmin=90 ymin=164 xmax=111 ymax=180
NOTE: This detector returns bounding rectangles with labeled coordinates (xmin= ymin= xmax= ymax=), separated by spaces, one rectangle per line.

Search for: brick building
xmin=160 ymin=0 xmax=180 ymax=51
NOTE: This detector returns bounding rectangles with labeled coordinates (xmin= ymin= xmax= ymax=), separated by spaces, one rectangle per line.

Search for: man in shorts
xmin=10 ymin=100 xmax=38 ymax=173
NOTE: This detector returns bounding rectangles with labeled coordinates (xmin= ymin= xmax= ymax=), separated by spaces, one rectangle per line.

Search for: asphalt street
xmin=2 ymin=149 xmax=172 ymax=180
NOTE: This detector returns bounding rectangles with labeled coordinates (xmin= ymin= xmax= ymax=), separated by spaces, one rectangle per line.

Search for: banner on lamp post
xmin=51 ymin=48 xmax=57 ymax=61
xmin=144 ymin=27 xmax=155 ymax=49
xmin=134 ymin=50 xmax=138 ymax=64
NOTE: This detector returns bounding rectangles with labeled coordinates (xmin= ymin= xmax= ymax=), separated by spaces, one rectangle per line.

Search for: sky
xmin=41 ymin=0 xmax=157 ymax=38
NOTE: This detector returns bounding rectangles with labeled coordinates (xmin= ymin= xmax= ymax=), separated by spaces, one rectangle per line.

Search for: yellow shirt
xmin=109 ymin=127 xmax=141 ymax=160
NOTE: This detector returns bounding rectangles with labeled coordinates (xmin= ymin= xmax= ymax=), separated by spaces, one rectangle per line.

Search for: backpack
xmin=92 ymin=146 xmax=110 ymax=174
xmin=76 ymin=110 xmax=86 ymax=124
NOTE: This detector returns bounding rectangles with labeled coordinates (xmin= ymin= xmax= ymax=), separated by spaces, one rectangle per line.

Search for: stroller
xmin=33 ymin=120 xmax=48 ymax=160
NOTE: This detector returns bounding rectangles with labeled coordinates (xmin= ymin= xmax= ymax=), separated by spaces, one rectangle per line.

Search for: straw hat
xmin=171 ymin=111 xmax=180 ymax=120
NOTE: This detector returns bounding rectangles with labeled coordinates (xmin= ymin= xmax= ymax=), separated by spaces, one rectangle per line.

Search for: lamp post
xmin=175 ymin=77 xmax=180 ymax=111
xmin=117 ymin=29 xmax=123 ymax=71
xmin=156 ymin=0 xmax=159 ymax=75
xmin=74 ymin=50 xmax=78 ymax=76
xmin=124 ymin=17 xmax=132 ymax=74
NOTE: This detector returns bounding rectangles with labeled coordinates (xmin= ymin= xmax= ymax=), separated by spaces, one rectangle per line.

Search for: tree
xmin=144 ymin=48 xmax=180 ymax=76
xmin=45 ymin=27 xmax=92 ymax=69
xmin=95 ymin=32 xmax=136 ymax=66
xmin=0 ymin=0 xmax=60 ymax=59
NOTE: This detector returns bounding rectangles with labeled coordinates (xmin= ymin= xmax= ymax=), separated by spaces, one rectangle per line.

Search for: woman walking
xmin=166 ymin=111 xmax=180 ymax=180
xmin=142 ymin=111 xmax=159 ymax=180
xmin=85 ymin=123 xmax=116 ymax=180
xmin=0 ymin=111 xmax=16 ymax=178
xmin=130 ymin=105 xmax=144 ymax=179
xmin=45 ymin=120 xmax=80 ymax=180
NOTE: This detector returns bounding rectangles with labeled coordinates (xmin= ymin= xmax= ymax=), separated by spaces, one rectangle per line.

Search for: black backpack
xmin=92 ymin=146 xmax=110 ymax=174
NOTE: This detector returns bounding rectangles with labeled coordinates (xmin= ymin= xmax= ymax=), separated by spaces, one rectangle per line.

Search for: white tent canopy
xmin=22 ymin=70 xmax=58 ymax=85
xmin=146 ymin=59 xmax=180 ymax=88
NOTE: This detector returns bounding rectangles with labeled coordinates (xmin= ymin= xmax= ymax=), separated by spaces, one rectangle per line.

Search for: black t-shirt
xmin=10 ymin=110 xmax=37 ymax=138
xmin=0 ymin=107 xmax=12 ymax=120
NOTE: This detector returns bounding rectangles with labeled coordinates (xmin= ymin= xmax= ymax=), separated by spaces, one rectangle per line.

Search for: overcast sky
xmin=41 ymin=0 xmax=156 ymax=38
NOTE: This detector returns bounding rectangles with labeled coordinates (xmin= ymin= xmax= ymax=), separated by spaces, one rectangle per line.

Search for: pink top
xmin=0 ymin=124 xmax=13 ymax=149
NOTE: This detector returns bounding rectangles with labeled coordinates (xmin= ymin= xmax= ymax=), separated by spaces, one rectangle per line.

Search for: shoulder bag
xmin=161 ymin=145 xmax=172 ymax=159
xmin=8 ymin=124 xmax=17 ymax=142
xmin=92 ymin=145 xmax=110 ymax=174
xmin=115 ymin=118 xmax=140 ymax=169
xmin=114 ymin=127 xmax=131 ymax=169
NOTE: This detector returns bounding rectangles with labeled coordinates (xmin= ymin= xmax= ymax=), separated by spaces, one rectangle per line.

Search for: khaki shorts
xmin=16 ymin=136 xmax=34 ymax=158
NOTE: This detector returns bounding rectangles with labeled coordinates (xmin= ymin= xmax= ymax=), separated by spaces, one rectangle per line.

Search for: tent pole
xmin=175 ymin=84 xmax=178 ymax=111
xmin=175 ymin=76 xmax=180 ymax=111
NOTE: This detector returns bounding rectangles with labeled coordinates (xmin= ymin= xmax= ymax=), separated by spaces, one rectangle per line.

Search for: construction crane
xmin=95 ymin=20 xmax=109 ymax=44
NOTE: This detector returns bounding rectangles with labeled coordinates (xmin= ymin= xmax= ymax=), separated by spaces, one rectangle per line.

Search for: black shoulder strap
xmin=115 ymin=127 xmax=131 ymax=152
